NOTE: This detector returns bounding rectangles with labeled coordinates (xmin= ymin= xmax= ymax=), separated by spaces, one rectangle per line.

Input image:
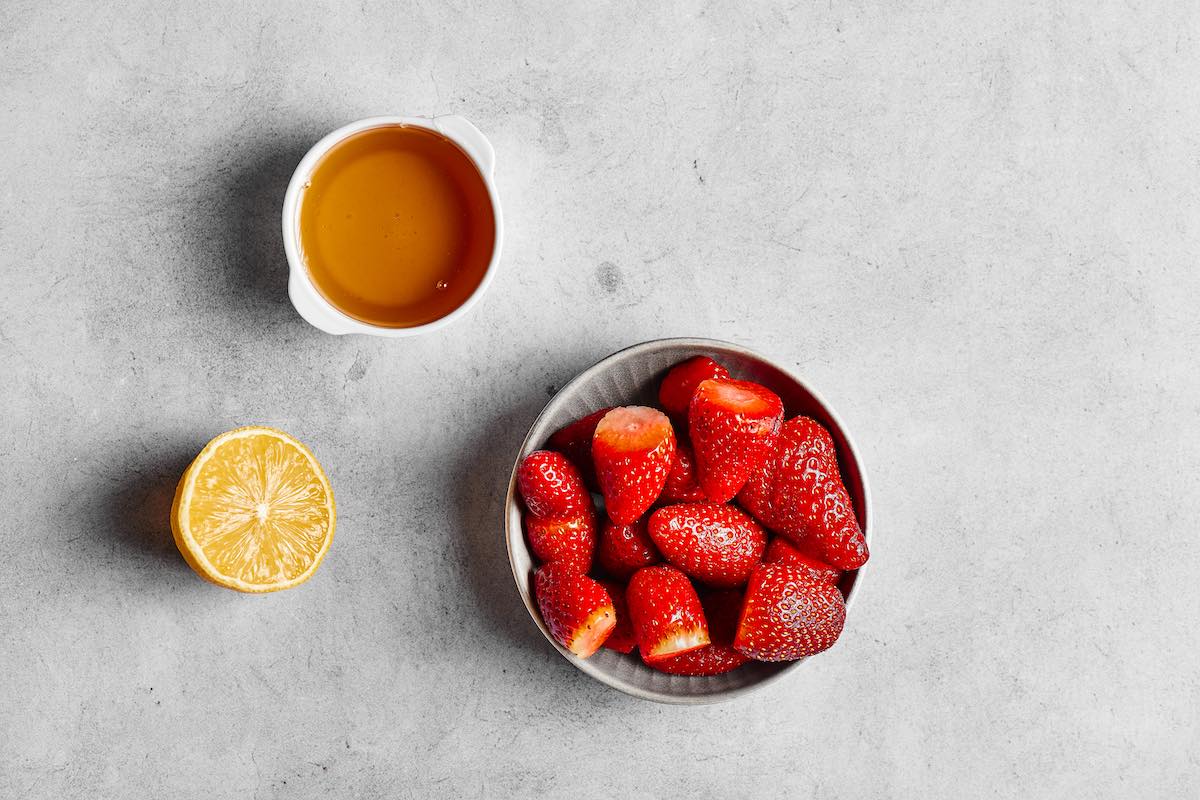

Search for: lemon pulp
xmin=172 ymin=426 xmax=335 ymax=593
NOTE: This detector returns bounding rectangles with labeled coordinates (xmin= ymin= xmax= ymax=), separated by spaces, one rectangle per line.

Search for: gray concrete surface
xmin=2 ymin=2 xmax=1198 ymax=797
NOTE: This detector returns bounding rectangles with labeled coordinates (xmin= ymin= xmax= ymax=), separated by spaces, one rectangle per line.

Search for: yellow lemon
xmin=171 ymin=426 xmax=335 ymax=592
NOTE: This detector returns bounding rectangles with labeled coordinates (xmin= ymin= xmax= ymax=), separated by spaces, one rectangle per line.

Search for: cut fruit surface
xmin=592 ymin=406 xmax=676 ymax=525
xmin=172 ymin=426 xmax=336 ymax=593
xmin=594 ymin=406 xmax=674 ymax=452
xmin=626 ymin=565 xmax=710 ymax=662
xmin=697 ymin=379 xmax=778 ymax=416
xmin=688 ymin=378 xmax=783 ymax=502
xmin=644 ymin=629 xmax=710 ymax=661
xmin=648 ymin=590 xmax=749 ymax=676
xmin=535 ymin=562 xmax=616 ymax=658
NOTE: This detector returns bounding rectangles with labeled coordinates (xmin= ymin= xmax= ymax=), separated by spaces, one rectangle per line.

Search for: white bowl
xmin=504 ymin=338 xmax=872 ymax=704
xmin=281 ymin=115 xmax=503 ymax=337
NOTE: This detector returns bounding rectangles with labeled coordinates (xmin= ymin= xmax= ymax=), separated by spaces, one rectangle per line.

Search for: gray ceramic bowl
xmin=504 ymin=338 xmax=872 ymax=704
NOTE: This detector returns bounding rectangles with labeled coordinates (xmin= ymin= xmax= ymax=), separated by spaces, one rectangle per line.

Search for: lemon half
xmin=171 ymin=426 xmax=335 ymax=592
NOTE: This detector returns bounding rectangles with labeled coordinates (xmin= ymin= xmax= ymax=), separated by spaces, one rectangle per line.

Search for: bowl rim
xmin=504 ymin=337 xmax=873 ymax=704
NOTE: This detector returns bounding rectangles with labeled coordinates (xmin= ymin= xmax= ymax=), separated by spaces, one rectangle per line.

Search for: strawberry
xmin=734 ymin=564 xmax=845 ymax=661
xmin=592 ymin=406 xmax=676 ymax=525
xmin=647 ymin=503 xmax=766 ymax=588
xmin=737 ymin=416 xmax=868 ymax=570
xmin=626 ymin=565 xmax=710 ymax=662
xmin=648 ymin=590 xmax=749 ymax=676
xmin=599 ymin=579 xmax=637 ymax=654
xmin=764 ymin=538 xmax=841 ymax=585
xmin=658 ymin=356 xmax=730 ymax=419
xmin=661 ymin=442 xmax=707 ymax=503
xmin=534 ymin=562 xmax=615 ymax=658
xmin=517 ymin=450 xmax=592 ymax=521
xmin=689 ymin=379 xmax=783 ymax=502
xmin=596 ymin=517 xmax=660 ymax=580
xmin=525 ymin=512 xmax=595 ymax=573
xmin=736 ymin=445 xmax=777 ymax=524
xmin=547 ymin=407 xmax=613 ymax=491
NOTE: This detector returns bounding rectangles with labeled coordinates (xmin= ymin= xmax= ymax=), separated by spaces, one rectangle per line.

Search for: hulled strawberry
xmin=525 ymin=513 xmax=596 ymax=573
xmin=648 ymin=590 xmax=749 ymax=676
xmin=599 ymin=579 xmax=637 ymax=654
xmin=547 ymin=407 xmax=613 ymax=491
xmin=593 ymin=406 xmax=676 ymax=525
xmin=626 ymin=565 xmax=709 ymax=662
xmin=534 ymin=562 xmax=615 ymax=658
xmin=733 ymin=564 xmax=845 ymax=661
xmin=661 ymin=442 xmax=707 ymax=503
xmin=658 ymin=356 xmax=730 ymax=419
xmin=517 ymin=450 xmax=592 ymax=521
xmin=596 ymin=517 xmax=660 ymax=580
xmin=647 ymin=503 xmax=766 ymax=588
xmin=737 ymin=416 xmax=868 ymax=570
xmin=764 ymin=538 xmax=841 ymax=585
xmin=689 ymin=379 xmax=783 ymax=502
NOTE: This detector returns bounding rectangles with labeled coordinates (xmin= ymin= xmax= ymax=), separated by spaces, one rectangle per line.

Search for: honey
xmin=298 ymin=125 xmax=495 ymax=328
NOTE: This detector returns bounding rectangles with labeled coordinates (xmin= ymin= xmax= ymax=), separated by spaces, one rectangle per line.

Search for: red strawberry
xmin=525 ymin=512 xmax=596 ymax=573
xmin=764 ymin=538 xmax=841 ymax=585
xmin=658 ymin=356 xmax=730 ymax=419
xmin=648 ymin=590 xmax=749 ymax=676
xmin=661 ymin=442 xmax=707 ymax=503
xmin=517 ymin=450 xmax=592 ymax=521
xmin=734 ymin=564 xmax=845 ymax=661
xmin=647 ymin=503 xmax=766 ymax=588
xmin=593 ymin=406 xmax=676 ymax=525
xmin=737 ymin=445 xmax=777 ymax=523
xmin=596 ymin=517 xmax=660 ymax=580
xmin=599 ymin=579 xmax=637 ymax=654
xmin=689 ymin=379 xmax=783 ymax=502
xmin=626 ymin=565 xmax=710 ymax=662
xmin=547 ymin=407 xmax=613 ymax=491
xmin=534 ymin=562 xmax=615 ymax=658
xmin=737 ymin=416 xmax=868 ymax=570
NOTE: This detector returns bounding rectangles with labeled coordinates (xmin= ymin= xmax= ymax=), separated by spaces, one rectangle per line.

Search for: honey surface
xmin=299 ymin=125 xmax=495 ymax=327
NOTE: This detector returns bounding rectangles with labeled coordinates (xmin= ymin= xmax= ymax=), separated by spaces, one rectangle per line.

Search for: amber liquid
xmin=298 ymin=125 xmax=495 ymax=328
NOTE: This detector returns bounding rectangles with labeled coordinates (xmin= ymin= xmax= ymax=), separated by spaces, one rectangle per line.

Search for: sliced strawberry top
xmin=689 ymin=379 xmax=784 ymax=503
xmin=698 ymin=379 xmax=779 ymax=416
xmin=626 ymin=565 xmax=710 ymax=662
xmin=594 ymin=406 xmax=674 ymax=452
xmin=658 ymin=356 xmax=731 ymax=418
xmin=593 ymin=406 xmax=676 ymax=525
xmin=535 ymin=562 xmax=616 ymax=659
xmin=647 ymin=589 xmax=749 ymax=676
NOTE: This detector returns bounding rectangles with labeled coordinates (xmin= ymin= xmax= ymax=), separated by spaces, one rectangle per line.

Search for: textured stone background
xmin=2 ymin=2 xmax=1198 ymax=797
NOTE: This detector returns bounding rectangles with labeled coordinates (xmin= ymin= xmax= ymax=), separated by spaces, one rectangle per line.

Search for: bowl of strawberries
xmin=504 ymin=338 xmax=871 ymax=703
